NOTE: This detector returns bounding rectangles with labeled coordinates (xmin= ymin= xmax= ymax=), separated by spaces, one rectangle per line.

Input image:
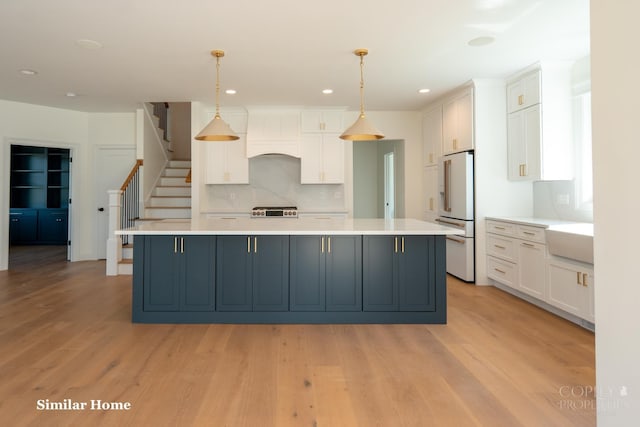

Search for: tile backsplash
xmin=203 ymin=154 xmax=345 ymax=212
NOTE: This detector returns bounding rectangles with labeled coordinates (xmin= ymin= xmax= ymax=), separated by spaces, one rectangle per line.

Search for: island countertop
xmin=116 ymin=217 xmax=464 ymax=236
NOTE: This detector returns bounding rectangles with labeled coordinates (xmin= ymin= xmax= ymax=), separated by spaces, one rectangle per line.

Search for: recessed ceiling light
xmin=19 ymin=69 xmax=38 ymax=76
xmin=322 ymin=89 xmax=333 ymax=94
xmin=468 ymin=36 xmax=495 ymax=47
xmin=76 ymin=39 xmax=103 ymax=49
xmin=418 ymin=88 xmax=431 ymax=94
xmin=225 ymin=89 xmax=237 ymax=95
xmin=66 ymin=92 xmax=77 ymax=97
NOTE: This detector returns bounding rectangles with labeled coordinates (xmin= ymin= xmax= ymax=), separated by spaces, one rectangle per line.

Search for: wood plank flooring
xmin=0 ymin=247 xmax=595 ymax=426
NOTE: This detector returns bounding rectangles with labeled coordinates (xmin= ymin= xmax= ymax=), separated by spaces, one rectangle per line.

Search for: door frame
xmin=1 ymin=138 xmax=77 ymax=270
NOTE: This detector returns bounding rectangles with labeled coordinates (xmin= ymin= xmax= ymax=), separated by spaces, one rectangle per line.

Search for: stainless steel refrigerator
xmin=437 ymin=150 xmax=475 ymax=282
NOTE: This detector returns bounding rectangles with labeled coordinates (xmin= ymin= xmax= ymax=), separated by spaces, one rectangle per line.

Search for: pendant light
xmin=340 ymin=48 xmax=384 ymax=141
xmin=195 ymin=50 xmax=239 ymax=141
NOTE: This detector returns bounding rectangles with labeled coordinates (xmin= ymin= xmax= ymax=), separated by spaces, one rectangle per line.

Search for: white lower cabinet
xmin=487 ymin=218 xmax=594 ymax=325
xmin=547 ymin=257 xmax=594 ymax=323
xmin=517 ymin=240 xmax=546 ymax=299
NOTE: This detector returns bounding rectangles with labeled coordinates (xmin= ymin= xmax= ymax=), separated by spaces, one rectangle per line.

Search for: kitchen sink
xmin=545 ymin=223 xmax=594 ymax=264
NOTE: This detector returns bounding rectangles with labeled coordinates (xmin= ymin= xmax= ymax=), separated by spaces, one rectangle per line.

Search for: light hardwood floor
xmin=0 ymin=247 xmax=595 ymax=426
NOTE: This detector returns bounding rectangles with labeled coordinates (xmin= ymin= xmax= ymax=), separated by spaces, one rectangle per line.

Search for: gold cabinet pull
xmin=254 ymin=237 xmax=258 ymax=253
xmin=321 ymin=236 xmax=325 ymax=253
xmin=453 ymin=138 xmax=458 ymax=150
xmin=583 ymin=273 xmax=588 ymax=287
xmin=494 ymin=244 xmax=506 ymax=250
xmin=247 ymin=236 xmax=251 ymax=253
xmin=518 ymin=94 xmax=524 ymax=105
xmin=429 ymin=197 xmax=434 ymax=211
xmin=328 ymin=237 xmax=331 ymax=253
xmin=401 ymin=237 xmax=405 ymax=253
xmin=521 ymin=242 xmax=535 ymax=248
xmin=494 ymin=268 xmax=506 ymax=274
xmin=180 ymin=237 xmax=184 ymax=254
xmin=174 ymin=237 xmax=178 ymax=253
xmin=577 ymin=272 xmax=582 ymax=285
xmin=394 ymin=237 xmax=398 ymax=253
xmin=429 ymin=153 xmax=434 ymax=164
xmin=494 ymin=226 xmax=505 ymax=230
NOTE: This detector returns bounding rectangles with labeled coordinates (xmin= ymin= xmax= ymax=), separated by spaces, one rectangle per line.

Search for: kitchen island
xmin=117 ymin=218 xmax=461 ymax=324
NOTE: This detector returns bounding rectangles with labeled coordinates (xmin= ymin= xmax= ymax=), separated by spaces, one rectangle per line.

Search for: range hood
xmin=246 ymin=108 xmax=301 ymax=158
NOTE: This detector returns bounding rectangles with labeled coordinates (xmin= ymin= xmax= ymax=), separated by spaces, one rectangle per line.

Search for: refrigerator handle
xmin=444 ymin=159 xmax=452 ymax=212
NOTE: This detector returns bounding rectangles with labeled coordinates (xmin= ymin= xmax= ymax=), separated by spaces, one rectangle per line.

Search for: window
xmin=573 ymin=91 xmax=593 ymax=212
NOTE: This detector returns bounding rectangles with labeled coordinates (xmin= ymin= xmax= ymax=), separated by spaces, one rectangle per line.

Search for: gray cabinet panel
xmin=363 ymin=235 xmax=397 ymax=311
xmin=399 ymin=236 xmax=436 ymax=312
xmin=253 ymin=235 xmax=289 ymax=311
xmin=182 ymin=235 xmax=216 ymax=311
xmin=144 ymin=235 xmax=180 ymax=311
xmin=290 ymin=236 xmax=326 ymax=311
xmin=326 ymin=235 xmax=362 ymax=311
xmin=216 ymin=236 xmax=252 ymax=311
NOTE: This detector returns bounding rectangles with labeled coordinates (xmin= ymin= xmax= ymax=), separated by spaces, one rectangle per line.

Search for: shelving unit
xmin=9 ymin=145 xmax=70 ymax=245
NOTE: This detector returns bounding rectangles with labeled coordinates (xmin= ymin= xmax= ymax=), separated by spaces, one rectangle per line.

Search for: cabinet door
xmin=205 ymin=138 xmax=249 ymax=184
xmin=398 ymin=236 xmax=436 ymax=311
xmin=143 ymin=236 xmax=180 ymax=311
xmin=423 ymin=166 xmax=438 ymax=221
xmin=325 ymin=236 xmax=362 ymax=311
xmin=508 ymin=71 xmax=541 ymax=113
xmin=300 ymin=134 xmax=323 ymax=183
xmin=517 ymin=241 xmax=546 ymax=299
xmin=442 ymin=98 xmax=457 ymax=154
xmin=363 ymin=235 xmax=397 ymax=311
xmin=37 ymin=209 xmax=68 ymax=243
xmin=321 ymin=134 xmax=344 ymax=183
xmin=290 ymin=236 xmax=325 ymax=311
xmin=9 ymin=209 xmax=37 ymax=243
xmin=182 ymin=236 xmax=216 ymax=311
xmin=423 ymin=107 xmax=442 ymax=167
xmin=546 ymin=260 xmax=585 ymax=317
xmin=216 ymin=236 xmax=252 ymax=311
xmin=252 ymin=235 xmax=289 ymax=311
xmin=456 ymin=91 xmax=474 ymax=152
xmin=508 ymin=105 xmax=541 ymax=181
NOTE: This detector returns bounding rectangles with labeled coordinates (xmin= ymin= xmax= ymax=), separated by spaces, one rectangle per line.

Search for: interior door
xmin=95 ymin=146 xmax=136 ymax=259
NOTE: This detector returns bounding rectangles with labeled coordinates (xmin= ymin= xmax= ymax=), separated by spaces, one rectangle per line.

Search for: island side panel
xmin=132 ymin=235 xmax=145 ymax=322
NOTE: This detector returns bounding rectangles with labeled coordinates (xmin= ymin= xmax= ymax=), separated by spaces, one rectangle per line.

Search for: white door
xmin=384 ymin=152 xmax=395 ymax=219
xmin=95 ymin=146 xmax=136 ymax=259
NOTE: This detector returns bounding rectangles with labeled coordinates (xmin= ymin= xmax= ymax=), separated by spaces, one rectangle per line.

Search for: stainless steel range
xmin=251 ymin=206 xmax=298 ymax=218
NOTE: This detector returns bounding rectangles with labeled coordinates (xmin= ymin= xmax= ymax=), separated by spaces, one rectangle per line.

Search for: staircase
xmin=117 ymin=159 xmax=191 ymax=275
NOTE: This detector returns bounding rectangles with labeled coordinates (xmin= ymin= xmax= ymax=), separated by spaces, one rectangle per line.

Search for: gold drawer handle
xmin=494 ymin=244 xmax=506 ymax=250
xmin=494 ymin=268 xmax=506 ymax=274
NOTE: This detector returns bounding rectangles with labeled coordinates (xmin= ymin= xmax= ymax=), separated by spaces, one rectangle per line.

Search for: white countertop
xmin=486 ymin=216 xmax=588 ymax=229
xmin=116 ymin=218 xmax=463 ymax=236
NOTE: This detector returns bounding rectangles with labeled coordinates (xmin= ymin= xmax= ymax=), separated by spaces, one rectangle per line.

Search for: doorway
xmin=384 ymin=152 xmax=395 ymax=219
xmin=7 ymin=143 xmax=72 ymax=267
xmin=353 ymin=139 xmax=404 ymax=218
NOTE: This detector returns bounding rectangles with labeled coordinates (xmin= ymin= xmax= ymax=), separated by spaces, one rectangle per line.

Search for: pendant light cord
xmin=359 ymin=53 xmax=365 ymax=117
xmin=215 ymin=54 xmax=221 ymax=118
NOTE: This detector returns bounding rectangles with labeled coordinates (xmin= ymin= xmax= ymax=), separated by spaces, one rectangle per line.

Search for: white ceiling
xmin=0 ymin=0 xmax=589 ymax=113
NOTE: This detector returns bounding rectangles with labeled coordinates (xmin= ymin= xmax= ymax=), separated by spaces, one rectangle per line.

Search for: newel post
xmin=106 ymin=189 xmax=123 ymax=276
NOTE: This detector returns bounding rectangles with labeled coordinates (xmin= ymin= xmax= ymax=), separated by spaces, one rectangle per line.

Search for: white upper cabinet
xmin=301 ymin=110 xmax=344 ymax=133
xmin=201 ymin=109 xmax=249 ymax=184
xmin=506 ymin=63 xmax=573 ymax=181
xmin=422 ymin=106 xmax=442 ymax=167
xmin=423 ymin=166 xmax=439 ymax=222
xmin=300 ymin=133 xmax=344 ymax=184
xmin=507 ymin=71 xmax=541 ymax=114
xmin=205 ymin=136 xmax=249 ymax=184
xmin=246 ymin=109 xmax=301 ymax=157
xmin=442 ymin=88 xmax=474 ymax=154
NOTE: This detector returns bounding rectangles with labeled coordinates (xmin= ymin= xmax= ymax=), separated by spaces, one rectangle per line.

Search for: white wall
xmin=168 ymin=102 xmax=191 ymax=160
xmin=591 ymin=1 xmax=640 ymax=424
xmin=0 ymin=100 xmax=136 ymax=270
xmin=142 ymin=104 xmax=169 ymax=203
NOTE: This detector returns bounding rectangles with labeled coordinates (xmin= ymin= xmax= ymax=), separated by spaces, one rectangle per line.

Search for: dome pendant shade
xmin=195 ymin=114 xmax=239 ymax=141
xmin=340 ymin=48 xmax=384 ymax=141
xmin=340 ymin=113 xmax=384 ymax=141
xmin=195 ymin=50 xmax=239 ymax=141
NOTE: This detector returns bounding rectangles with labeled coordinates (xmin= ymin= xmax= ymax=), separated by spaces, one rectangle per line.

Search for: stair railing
xmin=119 ymin=159 xmax=143 ymax=245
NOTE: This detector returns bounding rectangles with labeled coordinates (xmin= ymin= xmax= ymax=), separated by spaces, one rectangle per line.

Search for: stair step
xmin=118 ymin=259 xmax=133 ymax=275
xmin=148 ymin=196 xmax=191 ymax=207
xmin=122 ymin=245 xmax=134 ymax=259
xmin=168 ymin=160 xmax=191 ymax=168
xmin=153 ymin=186 xmax=191 ymax=197
xmin=164 ymin=167 xmax=190 ymax=177
xmin=145 ymin=207 xmax=191 ymax=219
xmin=159 ymin=176 xmax=191 ymax=186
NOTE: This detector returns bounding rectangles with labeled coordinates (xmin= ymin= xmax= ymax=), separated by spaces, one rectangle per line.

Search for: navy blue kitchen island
xmin=117 ymin=218 xmax=461 ymax=324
